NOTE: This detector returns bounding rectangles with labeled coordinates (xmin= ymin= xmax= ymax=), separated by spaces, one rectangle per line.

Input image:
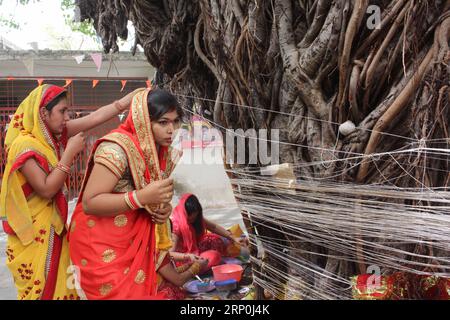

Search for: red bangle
xmin=127 ymin=191 xmax=140 ymax=210
xmin=124 ymin=192 xmax=136 ymax=210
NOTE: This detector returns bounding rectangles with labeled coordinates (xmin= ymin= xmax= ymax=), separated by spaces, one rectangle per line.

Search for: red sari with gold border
xmin=68 ymin=90 xmax=178 ymax=299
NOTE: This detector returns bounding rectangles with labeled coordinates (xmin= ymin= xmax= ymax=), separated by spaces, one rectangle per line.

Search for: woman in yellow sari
xmin=0 ymin=84 xmax=140 ymax=300
xmin=69 ymin=88 xmax=207 ymax=299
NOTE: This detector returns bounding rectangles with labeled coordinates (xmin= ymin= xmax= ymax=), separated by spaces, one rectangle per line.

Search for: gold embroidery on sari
xmin=94 ymin=142 xmax=128 ymax=179
xmin=102 ymin=133 xmax=146 ymax=190
xmin=135 ymin=269 xmax=146 ymax=284
xmin=114 ymin=214 xmax=128 ymax=227
xmin=132 ymin=91 xmax=160 ymax=182
xmin=94 ymin=141 xmax=134 ymax=192
xmin=87 ymin=219 xmax=95 ymax=228
xmin=102 ymin=249 xmax=117 ymax=263
xmin=132 ymin=91 xmax=176 ymax=250
xmin=99 ymin=283 xmax=113 ymax=296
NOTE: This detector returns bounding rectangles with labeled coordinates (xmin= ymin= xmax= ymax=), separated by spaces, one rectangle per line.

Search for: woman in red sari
xmin=170 ymin=194 xmax=246 ymax=271
xmin=68 ymin=89 xmax=206 ymax=300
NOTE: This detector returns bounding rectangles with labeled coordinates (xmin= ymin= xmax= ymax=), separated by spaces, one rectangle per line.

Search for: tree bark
xmin=77 ymin=0 xmax=450 ymax=300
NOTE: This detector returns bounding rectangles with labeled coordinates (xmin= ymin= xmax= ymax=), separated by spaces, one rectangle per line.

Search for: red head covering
xmin=39 ymin=85 xmax=66 ymax=109
xmin=171 ymin=193 xmax=206 ymax=254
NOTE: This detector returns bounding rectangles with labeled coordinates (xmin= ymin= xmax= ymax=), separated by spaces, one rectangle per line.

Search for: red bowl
xmin=212 ymin=264 xmax=243 ymax=282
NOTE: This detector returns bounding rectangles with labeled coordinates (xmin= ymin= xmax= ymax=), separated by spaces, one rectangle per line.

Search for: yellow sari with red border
xmin=0 ymin=85 xmax=79 ymax=300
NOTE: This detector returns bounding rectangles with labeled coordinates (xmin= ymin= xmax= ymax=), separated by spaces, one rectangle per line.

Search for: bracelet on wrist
xmin=55 ymin=162 xmax=70 ymax=174
xmin=132 ymin=191 xmax=144 ymax=208
xmin=124 ymin=191 xmax=144 ymax=210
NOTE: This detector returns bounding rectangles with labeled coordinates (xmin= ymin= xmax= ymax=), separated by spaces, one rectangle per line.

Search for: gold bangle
xmin=56 ymin=163 xmax=70 ymax=174
xmin=55 ymin=166 xmax=68 ymax=174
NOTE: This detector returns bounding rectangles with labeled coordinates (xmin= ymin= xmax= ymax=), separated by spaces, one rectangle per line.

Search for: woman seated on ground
xmin=170 ymin=193 xmax=247 ymax=272
xmin=69 ymin=89 xmax=207 ymax=300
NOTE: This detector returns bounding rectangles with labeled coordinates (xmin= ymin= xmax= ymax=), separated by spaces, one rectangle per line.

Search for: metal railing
xmin=1 ymin=106 xmax=123 ymax=201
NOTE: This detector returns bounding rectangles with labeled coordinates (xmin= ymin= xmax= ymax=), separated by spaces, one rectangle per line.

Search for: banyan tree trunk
xmin=77 ymin=0 xmax=450 ymax=299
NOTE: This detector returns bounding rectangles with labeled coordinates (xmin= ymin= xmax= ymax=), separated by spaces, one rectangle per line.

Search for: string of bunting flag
xmin=0 ymin=77 xmax=152 ymax=133
xmin=2 ymin=77 xmax=152 ymax=90
xmin=16 ymin=55 xmax=142 ymax=78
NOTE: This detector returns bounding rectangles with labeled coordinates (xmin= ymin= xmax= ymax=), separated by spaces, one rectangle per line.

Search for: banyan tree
xmin=76 ymin=0 xmax=450 ymax=299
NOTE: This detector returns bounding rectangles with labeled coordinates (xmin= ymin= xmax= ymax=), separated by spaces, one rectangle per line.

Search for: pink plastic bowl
xmin=212 ymin=264 xmax=243 ymax=282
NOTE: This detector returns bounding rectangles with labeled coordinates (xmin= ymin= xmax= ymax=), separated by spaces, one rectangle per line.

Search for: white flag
xmin=73 ymin=54 xmax=85 ymax=64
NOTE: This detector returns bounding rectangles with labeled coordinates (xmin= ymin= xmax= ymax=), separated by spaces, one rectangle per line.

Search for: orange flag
xmin=120 ymin=80 xmax=127 ymax=92
xmin=64 ymin=79 xmax=73 ymax=87
xmin=37 ymin=78 xmax=44 ymax=86
xmin=92 ymin=79 xmax=99 ymax=88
